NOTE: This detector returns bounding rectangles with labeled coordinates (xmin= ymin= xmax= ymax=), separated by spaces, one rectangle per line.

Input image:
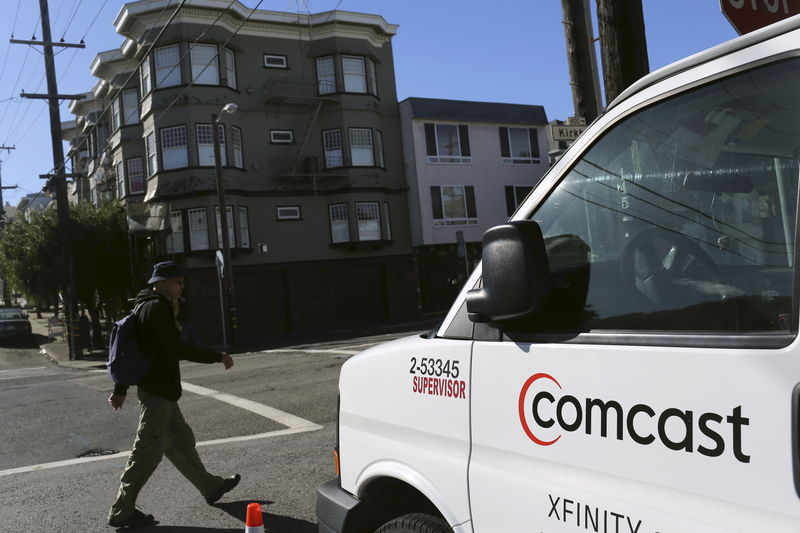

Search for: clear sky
xmin=0 ymin=0 xmax=740 ymax=209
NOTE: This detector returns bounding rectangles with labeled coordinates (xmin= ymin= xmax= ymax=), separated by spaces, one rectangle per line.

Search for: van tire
xmin=375 ymin=513 xmax=452 ymax=533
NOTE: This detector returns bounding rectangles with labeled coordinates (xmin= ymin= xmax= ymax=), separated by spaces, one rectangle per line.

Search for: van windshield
xmin=531 ymin=58 xmax=800 ymax=333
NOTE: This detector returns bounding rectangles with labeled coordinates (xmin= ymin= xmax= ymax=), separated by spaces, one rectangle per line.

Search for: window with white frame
xmin=166 ymin=210 xmax=184 ymax=254
xmin=504 ymin=185 xmax=533 ymax=216
xmin=270 ymin=130 xmax=293 ymax=144
xmin=349 ymin=128 xmax=374 ymax=166
xmin=231 ymin=126 xmax=243 ymax=168
xmin=367 ymin=58 xmax=378 ymax=96
xmin=122 ymin=89 xmax=140 ymax=125
xmin=116 ymin=162 xmax=125 ymax=198
xmin=127 ymin=157 xmax=145 ymax=195
xmin=329 ymin=203 xmax=350 ymax=243
xmin=141 ymin=55 xmax=152 ymax=94
xmin=356 ymin=201 xmax=380 ymax=241
xmin=196 ymin=124 xmax=226 ymax=166
xmin=430 ymin=185 xmax=478 ymax=226
xmin=215 ymin=205 xmax=235 ymax=248
xmin=111 ymin=99 xmax=121 ymax=131
xmin=145 ymin=131 xmax=157 ymax=175
xmin=382 ymin=202 xmax=392 ymax=240
xmin=425 ymin=123 xmax=471 ymax=164
xmin=263 ymin=54 xmax=287 ymax=69
xmin=224 ymin=48 xmax=236 ymax=89
xmin=238 ymin=206 xmax=250 ymax=248
xmin=342 ymin=56 xmax=367 ymax=93
xmin=375 ymin=130 xmax=384 ymax=168
xmin=499 ymin=126 xmax=540 ymax=164
xmin=161 ymin=125 xmax=188 ymax=170
xmin=188 ymin=207 xmax=209 ymax=250
xmin=316 ymin=56 xmax=335 ymax=95
xmin=323 ymin=129 xmax=343 ymax=168
xmin=154 ymin=44 xmax=181 ymax=88
xmin=190 ymin=43 xmax=219 ymax=85
xmin=277 ymin=206 xmax=301 ymax=220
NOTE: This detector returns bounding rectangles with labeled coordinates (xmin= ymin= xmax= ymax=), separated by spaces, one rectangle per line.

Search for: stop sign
xmin=721 ymin=0 xmax=800 ymax=34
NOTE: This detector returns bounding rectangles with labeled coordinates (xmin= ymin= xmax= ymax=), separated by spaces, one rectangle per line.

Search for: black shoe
xmin=206 ymin=473 xmax=241 ymax=504
xmin=108 ymin=509 xmax=156 ymax=529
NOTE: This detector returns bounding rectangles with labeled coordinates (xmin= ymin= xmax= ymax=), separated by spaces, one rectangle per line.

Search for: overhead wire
xmin=80 ymin=0 xmax=110 ymax=42
xmin=61 ymin=0 xmax=85 ymax=41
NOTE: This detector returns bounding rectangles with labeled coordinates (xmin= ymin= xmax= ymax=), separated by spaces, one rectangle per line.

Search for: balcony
xmin=263 ymin=77 xmax=338 ymax=104
xmin=270 ymin=156 xmax=350 ymax=193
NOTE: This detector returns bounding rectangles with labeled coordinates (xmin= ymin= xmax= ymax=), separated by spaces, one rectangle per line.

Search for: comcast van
xmin=317 ymin=15 xmax=800 ymax=533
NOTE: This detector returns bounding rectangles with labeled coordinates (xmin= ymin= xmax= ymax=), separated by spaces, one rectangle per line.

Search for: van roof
xmin=608 ymin=13 xmax=800 ymax=111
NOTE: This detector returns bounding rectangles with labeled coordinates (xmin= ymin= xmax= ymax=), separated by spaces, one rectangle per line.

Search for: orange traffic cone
xmin=245 ymin=502 xmax=264 ymax=533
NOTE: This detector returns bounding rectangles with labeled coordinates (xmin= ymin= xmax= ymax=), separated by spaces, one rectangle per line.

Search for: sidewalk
xmin=29 ymin=316 xmax=107 ymax=370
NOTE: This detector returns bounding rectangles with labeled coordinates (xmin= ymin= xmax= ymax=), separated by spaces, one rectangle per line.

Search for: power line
xmin=79 ymin=0 xmax=110 ymax=42
xmin=61 ymin=0 xmax=85 ymax=40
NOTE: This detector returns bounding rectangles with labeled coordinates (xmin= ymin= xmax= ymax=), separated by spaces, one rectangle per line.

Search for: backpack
xmin=107 ymin=303 xmax=149 ymax=385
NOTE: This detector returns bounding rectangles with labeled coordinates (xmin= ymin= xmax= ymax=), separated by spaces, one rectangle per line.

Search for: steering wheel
xmin=620 ymin=227 xmax=728 ymax=309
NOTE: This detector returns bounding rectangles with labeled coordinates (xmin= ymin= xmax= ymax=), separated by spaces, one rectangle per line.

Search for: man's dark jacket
xmin=113 ymin=289 xmax=222 ymax=401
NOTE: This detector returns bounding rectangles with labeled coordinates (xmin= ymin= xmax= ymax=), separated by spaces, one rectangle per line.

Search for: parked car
xmin=0 ymin=306 xmax=33 ymax=342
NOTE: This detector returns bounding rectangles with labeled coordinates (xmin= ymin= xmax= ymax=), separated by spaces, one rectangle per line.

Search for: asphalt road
xmin=0 ymin=329 xmax=423 ymax=532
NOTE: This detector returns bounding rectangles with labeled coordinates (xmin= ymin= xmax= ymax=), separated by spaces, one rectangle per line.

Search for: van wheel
xmin=375 ymin=513 xmax=452 ymax=533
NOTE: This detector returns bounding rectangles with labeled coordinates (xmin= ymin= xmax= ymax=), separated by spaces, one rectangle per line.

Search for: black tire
xmin=375 ymin=513 xmax=452 ymax=533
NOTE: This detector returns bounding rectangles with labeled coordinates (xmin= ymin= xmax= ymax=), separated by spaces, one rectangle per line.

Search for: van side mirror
xmin=466 ymin=221 xmax=550 ymax=323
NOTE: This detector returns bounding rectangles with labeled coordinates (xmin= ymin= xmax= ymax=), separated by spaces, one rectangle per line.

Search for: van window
xmin=531 ymin=59 xmax=800 ymax=334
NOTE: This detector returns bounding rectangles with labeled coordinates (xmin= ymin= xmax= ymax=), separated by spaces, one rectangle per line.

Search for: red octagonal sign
xmin=721 ymin=0 xmax=800 ymax=34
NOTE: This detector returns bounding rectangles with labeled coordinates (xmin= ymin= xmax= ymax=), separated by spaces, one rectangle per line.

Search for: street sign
xmin=550 ymin=124 xmax=587 ymax=142
xmin=720 ymin=0 xmax=800 ymax=35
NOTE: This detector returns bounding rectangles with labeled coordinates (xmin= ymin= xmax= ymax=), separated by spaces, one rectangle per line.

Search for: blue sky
xmin=0 ymin=0 xmax=739 ymax=208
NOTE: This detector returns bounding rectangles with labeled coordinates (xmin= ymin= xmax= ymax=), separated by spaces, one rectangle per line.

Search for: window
xmin=367 ymin=58 xmax=378 ymax=96
xmin=431 ymin=185 xmax=477 ymax=226
xmin=116 ymin=162 xmax=125 ymax=198
xmin=425 ymin=123 xmax=471 ymax=164
xmin=127 ymin=158 xmax=145 ymax=195
xmin=145 ymin=131 xmax=157 ymax=175
xmin=215 ymin=206 xmax=235 ymax=248
xmin=323 ymin=129 xmax=343 ymax=168
xmin=238 ymin=206 xmax=250 ymax=248
xmin=232 ymin=126 xmax=243 ymax=168
xmin=166 ymin=210 xmax=184 ymax=254
xmin=277 ymin=206 xmax=301 ymax=220
xmin=111 ymin=99 xmax=121 ymax=131
xmin=329 ymin=203 xmax=350 ymax=243
xmin=224 ymin=48 xmax=237 ymax=89
xmin=342 ymin=56 xmax=366 ymax=93
xmin=505 ymin=185 xmax=533 ymax=216
xmin=140 ymin=55 xmax=152 ymax=95
xmin=122 ymin=89 xmax=140 ymax=125
xmin=161 ymin=125 xmax=188 ymax=170
xmin=270 ymin=130 xmax=294 ymax=144
xmin=375 ymin=130 xmax=384 ymax=168
xmin=316 ymin=56 xmax=335 ymax=95
xmin=196 ymin=124 xmax=226 ymax=166
xmin=154 ymin=44 xmax=181 ymax=88
xmin=525 ymin=59 xmax=800 ymax=335
xmin=382 ymin=202 xmax=392 ymax=240
xmin=264 ymin=54 xmax=287 ymax=69
xmin=188 ymin=207 xmax=209 ymax=250
xmin=349 ymin=128 xmax=374 ymax=166
xmin=356 ymin=202 xmax=381 ymax=241
xmin=190 ymin=43 xmax=219 ymax=85
xmin=499 ymin=126 xmax=540 ymax=164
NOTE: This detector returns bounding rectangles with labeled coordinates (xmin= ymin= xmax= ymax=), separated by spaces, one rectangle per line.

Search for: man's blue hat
xmin=147 ymin=261 xmax=185 ymax=284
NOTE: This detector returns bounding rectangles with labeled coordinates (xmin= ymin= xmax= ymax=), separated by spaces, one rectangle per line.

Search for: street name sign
xmin=721 ymin=0 xmax=800 ymax=35
xmin=551 ymin=124 xmax=587 ymax=142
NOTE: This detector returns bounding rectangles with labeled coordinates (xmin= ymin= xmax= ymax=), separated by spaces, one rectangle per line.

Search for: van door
xmin=468 ymin=58 xmax=800 ymax=531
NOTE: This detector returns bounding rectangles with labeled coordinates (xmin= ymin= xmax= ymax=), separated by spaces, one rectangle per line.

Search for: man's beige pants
xmin=108 ymin=388 xmax=225 ymax=522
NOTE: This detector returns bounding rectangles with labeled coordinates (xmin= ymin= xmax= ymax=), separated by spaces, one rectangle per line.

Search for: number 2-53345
xmin=409 ymin=357 xmax=460 ymax=379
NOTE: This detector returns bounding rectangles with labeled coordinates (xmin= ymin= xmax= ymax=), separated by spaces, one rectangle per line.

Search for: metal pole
xmin=212 ymin=116 xmax=237 ymax=349
xmin=39 ymin=0 xmax=81 ymax=359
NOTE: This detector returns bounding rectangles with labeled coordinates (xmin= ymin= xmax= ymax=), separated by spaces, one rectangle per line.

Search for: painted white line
xmin=265 ymin=348 xmax=359 ymax=356
xmin=0 ymin=366 xmax=46 ymax=374
xmin=181 ymin=381 xmax=321 ymax=430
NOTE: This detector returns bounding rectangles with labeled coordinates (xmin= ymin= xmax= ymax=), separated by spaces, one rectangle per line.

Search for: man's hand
xmin=108 ymin=393 xmax=126 ymax=410
xmin=221 ymin=353 xmax=233 ymax=369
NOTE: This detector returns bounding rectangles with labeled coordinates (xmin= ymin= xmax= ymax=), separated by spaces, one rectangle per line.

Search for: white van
xmin=317 ymin=15 xmax=800 ymax=533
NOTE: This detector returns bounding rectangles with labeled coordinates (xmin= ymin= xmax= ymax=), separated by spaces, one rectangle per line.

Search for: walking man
xmin=107 ymin=261 xmax=240 ymax=528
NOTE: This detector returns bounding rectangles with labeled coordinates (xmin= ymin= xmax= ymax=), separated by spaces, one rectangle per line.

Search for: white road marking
xmin=0 ymin=366 xmax=46 ymax=373
xmin=265 ymin=348 xmax=359 ymax=356
xmin=0 ymin=381 xmax=322 ymax=477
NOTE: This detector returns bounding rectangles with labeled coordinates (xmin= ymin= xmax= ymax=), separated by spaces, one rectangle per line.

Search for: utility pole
xmin=13 ymin=0 xmax=85 ymax=359
xmin=561 ymin=0 xmax=602 ymax=123
xmin=596 ymin=0 xmax=650 ymax=104
xmin=0 ymin=147 xmax=17 ymax=306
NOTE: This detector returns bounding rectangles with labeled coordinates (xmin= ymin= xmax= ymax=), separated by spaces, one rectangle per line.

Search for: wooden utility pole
xmin=0 ymin=147 xmax=16 ymax=306
xmin=561 ymin=0 xmax=602 ymax=123
xmin=596 ymin=0 xmax=650 ymax=104
xmin=13 ymin=0 xmax=85 ymax=359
